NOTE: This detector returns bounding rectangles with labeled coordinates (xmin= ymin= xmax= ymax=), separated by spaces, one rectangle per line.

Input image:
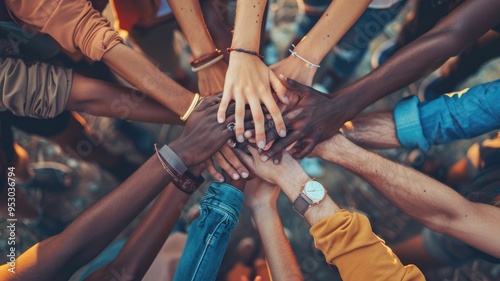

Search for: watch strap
xmin=159 ymin=144 xmax=187 ymax=174
xmin=293 ymin=193 xmax=313 ymax=216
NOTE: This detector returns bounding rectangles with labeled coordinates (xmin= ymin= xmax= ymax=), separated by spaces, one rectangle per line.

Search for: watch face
xmin=304 ymin=181 xmax=326 ymax=203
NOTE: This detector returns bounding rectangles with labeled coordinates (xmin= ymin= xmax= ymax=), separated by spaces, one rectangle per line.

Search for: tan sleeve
xmin=310 ymin=210 xmax=425 ymax=281
xmin=0 ymin=57 xmax=72 ymax=118
xmin=5 ymin=0 xmax=124 ymax=61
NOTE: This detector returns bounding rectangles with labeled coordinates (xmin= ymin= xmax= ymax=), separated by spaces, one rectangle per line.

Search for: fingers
xmin=205 ymin=159 xmax=225 ymax=183
xmin=232 ymin=146 xmax=254 ymax=169
xmin=269 ymin=70 xmax=288 ymax=105
xmin=217 ymin=92 xmax=231 ymax=123
xmin=261 ymin=131 xmax=302 ymax=161
xmin=292 ymin=139 xmax=317 ymax=159
xmin=262 ymin=97 xmax=287 ymax=141
xmin=249 ymin=99 xmax=267 ymax=148
xmin=234 ymin=99 xmax=246 ymax=143
xmin=220 ymin=145 xmax=250 ymax=179
xmin=213 ymin=150 xmax=241 ymax=180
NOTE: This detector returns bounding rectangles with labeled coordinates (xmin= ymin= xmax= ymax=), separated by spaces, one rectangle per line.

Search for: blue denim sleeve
xmin=394 ymin=80 xmax=500 ymax=150
xmin=174 ymin=182 xmax=244 ymax=281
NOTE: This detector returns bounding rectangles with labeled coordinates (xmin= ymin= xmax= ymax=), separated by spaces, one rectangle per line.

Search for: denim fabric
xmin=394 ymin=80 xmax=500 ymax=150
xmin=173 ymin=182 xmax=244 ymax=281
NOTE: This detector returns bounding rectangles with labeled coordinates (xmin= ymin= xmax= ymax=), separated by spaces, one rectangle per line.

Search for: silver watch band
xmin=159 ymin=145 xmax=187 ymax=174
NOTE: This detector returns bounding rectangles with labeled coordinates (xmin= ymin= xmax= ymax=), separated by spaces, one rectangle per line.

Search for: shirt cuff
xmin=394 ymin=96 xmax=430 ymax=151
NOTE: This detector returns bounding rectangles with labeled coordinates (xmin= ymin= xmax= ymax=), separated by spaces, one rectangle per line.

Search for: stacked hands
xmin=170 ymin=75 xmax=350 ymax=183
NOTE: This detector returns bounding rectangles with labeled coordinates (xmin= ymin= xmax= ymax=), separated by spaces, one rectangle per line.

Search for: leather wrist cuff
xmin=190 ymin=49 xmax=222 ymax=68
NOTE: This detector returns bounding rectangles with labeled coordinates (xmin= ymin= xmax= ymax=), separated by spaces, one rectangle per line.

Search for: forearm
xmin=333 ymin=0 xmax=500 ymax=116
xmin=324 ymin=136 xmax=500 ymax=257
xmin=293 ymin=0 xmax=371 ymax=64
xmin=0 ymin=155 xmax=174 ymax=280
xmin=102 ymin=44 xmax=194 ymax=116
xmin=67 ymin=73 xmax=183 ymax=124
xmin=231 ymin=0 xmax=267 ymax=51
xmin=86 ymin=183 xmax=190 ymax=280
xmin=341 ymin=111 xmax=401 ymax=149
xmin=168 ymin=0 xmax=217 ymax=57
xmin=252 ymin=205 xmax=303 ymax=281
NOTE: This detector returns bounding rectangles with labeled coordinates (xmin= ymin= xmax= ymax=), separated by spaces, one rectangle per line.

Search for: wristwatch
xmin=293 ymin=180 xmax=327 ymax=216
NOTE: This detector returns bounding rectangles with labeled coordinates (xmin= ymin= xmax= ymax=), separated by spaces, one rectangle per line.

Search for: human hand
xmin=233 ymin=145 xmax=302 ymax=186
xmin=261 ymin=76 xmax=350 ymax=161
xmin=217 ymin=53 xmax=288 ymax=149
xmin=169 ymin=94 xmax=250 ymax=167
xmin=270 ymin=55 xmax=317 ymax=86
xmin=205 ymin=144 xmax=250 ymax=182
xmin=244 ymin=178 xmax=280 ymax=211
xmin=196 ymin=60 xmax=227 ymax=97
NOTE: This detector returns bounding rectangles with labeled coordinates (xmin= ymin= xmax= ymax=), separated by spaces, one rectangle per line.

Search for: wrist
xmin=251 ymin=203 xmax=278 ymax=216
xmin=168 ymin=141 xmax=192 ymax=167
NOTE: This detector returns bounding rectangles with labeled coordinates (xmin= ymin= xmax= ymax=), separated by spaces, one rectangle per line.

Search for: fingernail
xmin=233 ymin=173 xmax=240 ymax=180
xmin=261 ymin=155 xmax=269 ymax=162
xmin=218 ymin=117 xmax=224 ymax=123
xmin=218 ymin=176 xmax=225 ymax=182
xmin=244 ymin=130 xmax=252 ymax=138
xmin=258 ymin=140 xmax=265 ymax=149
xmin=242 ymin=172 xmax=249 ymax=178
xmin=274 ymin=159 xmax=279 ymax=165
xmin=285 ymin=96 xmax=290 ymax=105
xmin=280 ymin=129 xmax=287 ymax=137
xmin=237 ymin=135 xmax=244 ymax=143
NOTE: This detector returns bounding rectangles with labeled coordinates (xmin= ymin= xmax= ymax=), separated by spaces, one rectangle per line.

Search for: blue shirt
xmin=394 ymin=80 xmax=500 ymax=151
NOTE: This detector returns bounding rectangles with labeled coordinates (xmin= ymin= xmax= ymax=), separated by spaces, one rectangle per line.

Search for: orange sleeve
xmin=310 ymin=209 xmax=425 ymax=281
xmin=5 ymin=0 xmax=123 ymax=61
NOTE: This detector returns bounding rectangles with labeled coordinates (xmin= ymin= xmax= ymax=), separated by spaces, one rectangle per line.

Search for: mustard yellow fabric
xmin=310 ymin=209 xmax=425 ymax=281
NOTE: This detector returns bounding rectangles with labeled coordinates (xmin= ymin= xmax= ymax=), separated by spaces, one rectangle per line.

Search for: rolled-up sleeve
xmin=5 ymin=0 xmax=123 ymax=61
xmin=394 ymin=80 xmax=500 ymax=150
xmin=0 ymin=57 xmax=72 ymax=118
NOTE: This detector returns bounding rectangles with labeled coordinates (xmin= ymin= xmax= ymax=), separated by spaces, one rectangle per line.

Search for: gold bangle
xmin=191 ymin=54 xmax=224 ymax=72
xmin=180 ymin=93 xmax=200 ymax=121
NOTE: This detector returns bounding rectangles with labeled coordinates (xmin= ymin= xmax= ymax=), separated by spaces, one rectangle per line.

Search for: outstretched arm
xmin=245 ymin=178 xmax=303 ymax=281
xmin=265 ymin=0 xmax=500 ymax=159
xmin=236 ymin=147 xmax=424 ymax=281
xmin=67 ymin=73 xmax=183 ymax=124
xmin=314 ymin=134 xmax=500 ymax=258
xmin=218 ymin=0 xmax=287 ymax=150
xmin=168 ymin=0 xmax=227 ymax=97
xmin=0 ymin=95 xmax=242 ymax=281
xmin=271 ymin=0 xmax=371 ymax=85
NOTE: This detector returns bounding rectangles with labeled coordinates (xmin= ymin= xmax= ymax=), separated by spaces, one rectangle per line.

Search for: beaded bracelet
xmin=227 ymin=47 xmax=264 ymax=60
xmin=191 ymin=49 xmax=222 ymax=68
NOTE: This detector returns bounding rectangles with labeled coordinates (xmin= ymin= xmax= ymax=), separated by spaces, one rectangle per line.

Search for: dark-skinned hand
xmin=260 ymin=75 xmax=350 ymax=161
xmin=169 ymin=94 xmax=251 ymax=167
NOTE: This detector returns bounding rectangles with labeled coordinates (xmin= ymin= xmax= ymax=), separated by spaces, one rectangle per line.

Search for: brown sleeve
xmin=0 ymin=57 xmax=73 ymax=118
xmin=5 ymin=0 xmax=124 ymax=61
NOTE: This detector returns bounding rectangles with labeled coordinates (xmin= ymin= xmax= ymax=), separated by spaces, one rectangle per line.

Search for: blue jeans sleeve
xmin=173 ymin=182 xmax=244 ymax=281
xmin=394 ymin=80 xmax=500 ymax=150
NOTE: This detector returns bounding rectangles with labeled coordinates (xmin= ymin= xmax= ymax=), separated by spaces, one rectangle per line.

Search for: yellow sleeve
xmin=310 ymin=209 xmax=425 ymax=281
